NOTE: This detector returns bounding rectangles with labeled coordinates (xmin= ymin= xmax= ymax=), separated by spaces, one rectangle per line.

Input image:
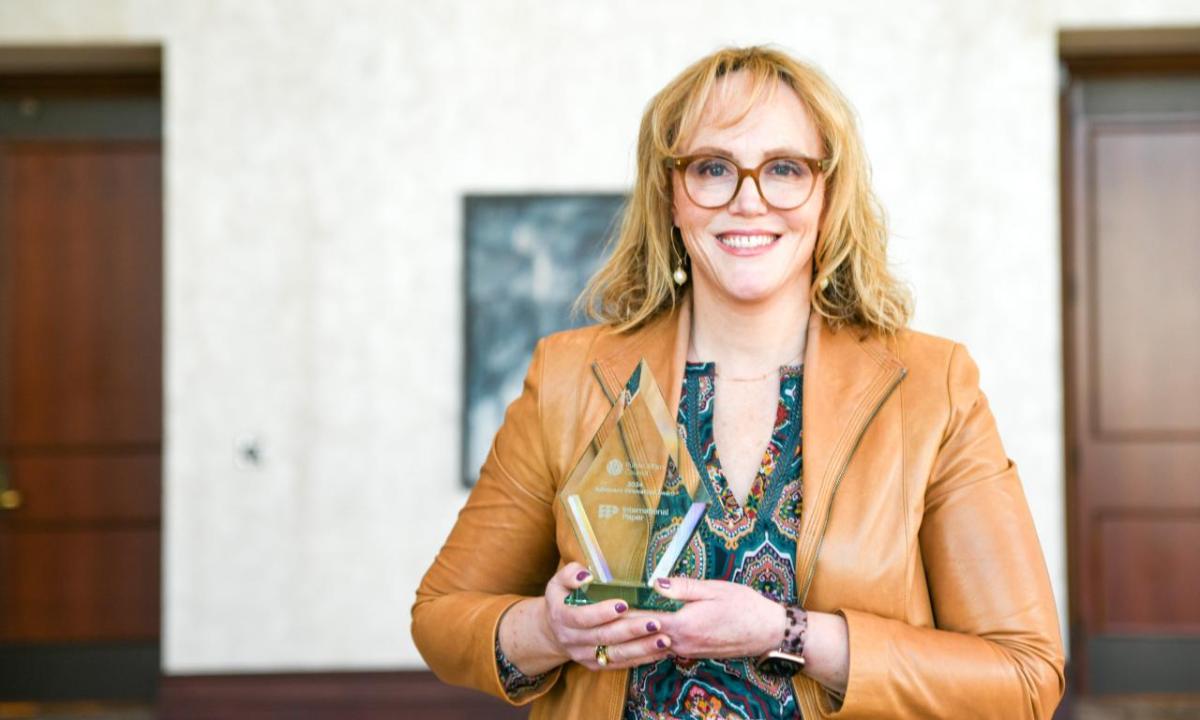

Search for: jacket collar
xmin=590 ymin=296 xmax=691 ymax=420
xmin=588 ymin=291 xmax=906 ymax=422
xmin=589 ymin=293 xmax=908 ymax=601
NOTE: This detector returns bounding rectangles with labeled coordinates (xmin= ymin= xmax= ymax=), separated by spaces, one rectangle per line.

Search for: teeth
xmin=718 ymin=234 xmax=777 ymax=248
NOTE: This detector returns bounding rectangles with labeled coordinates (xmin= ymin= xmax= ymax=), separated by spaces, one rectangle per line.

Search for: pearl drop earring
xmin=673 ymin=262 xmax=688 ymax=286
xmin=672 ymin=226 xmax=688 ymax=286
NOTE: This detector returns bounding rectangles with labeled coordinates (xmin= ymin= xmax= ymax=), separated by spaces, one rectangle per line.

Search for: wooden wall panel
xmin=1097 ymin=511 xmax=1200 ymax=633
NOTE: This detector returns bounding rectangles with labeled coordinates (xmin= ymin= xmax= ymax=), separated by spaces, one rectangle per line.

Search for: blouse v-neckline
xmin=684 ymin=360 xmax=804 ymax=516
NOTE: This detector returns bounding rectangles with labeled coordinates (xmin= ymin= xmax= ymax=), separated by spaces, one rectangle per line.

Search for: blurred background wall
xmin=1 ymin=0 xmax=1197 ymax=676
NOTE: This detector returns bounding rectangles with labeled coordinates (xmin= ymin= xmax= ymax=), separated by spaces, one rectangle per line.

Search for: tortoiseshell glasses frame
xmin=667 ymin=154 xmax=832 ymax=211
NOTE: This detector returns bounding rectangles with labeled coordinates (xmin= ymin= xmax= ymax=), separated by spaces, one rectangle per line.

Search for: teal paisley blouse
xmin=498 ymin=361 xmax=805 ymax=719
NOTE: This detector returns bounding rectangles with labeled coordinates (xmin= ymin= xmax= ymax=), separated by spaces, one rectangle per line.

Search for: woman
xmin=413 ymin=46 xmax=1064 ymax=719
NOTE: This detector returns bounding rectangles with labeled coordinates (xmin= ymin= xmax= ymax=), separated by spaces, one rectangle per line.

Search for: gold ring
xmin=595 ymin=644 xmax=609 ymax=667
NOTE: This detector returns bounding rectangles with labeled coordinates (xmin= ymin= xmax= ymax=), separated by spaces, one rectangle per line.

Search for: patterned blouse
xmin=498 ymin=361 xmax=805 ymax=719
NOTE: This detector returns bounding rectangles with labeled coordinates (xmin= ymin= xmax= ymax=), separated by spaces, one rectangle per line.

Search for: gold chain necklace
xmin=691 ymin=345 xmax=805 ymax=382
xmin=714 ymin=353 xmax=804 ymax=382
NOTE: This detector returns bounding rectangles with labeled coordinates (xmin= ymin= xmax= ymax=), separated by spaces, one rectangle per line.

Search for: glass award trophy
xmin=560 ymin=359 xmax=710 ymax=611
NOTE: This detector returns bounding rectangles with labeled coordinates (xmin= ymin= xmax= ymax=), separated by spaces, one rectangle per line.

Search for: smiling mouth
xmin=717 ymin=233 xmax=780 ymax=249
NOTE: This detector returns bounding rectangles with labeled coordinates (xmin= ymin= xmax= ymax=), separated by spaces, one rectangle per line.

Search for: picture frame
xmin=461 ymin=193 xmax=626 ymax=487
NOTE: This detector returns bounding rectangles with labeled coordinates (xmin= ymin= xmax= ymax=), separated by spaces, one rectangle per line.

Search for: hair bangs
xmin=672 ymin=53 xmax=783 ymax=152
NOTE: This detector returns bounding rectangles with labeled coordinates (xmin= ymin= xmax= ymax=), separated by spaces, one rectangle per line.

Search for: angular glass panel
xmin=559 ymin=359 xmax=710 ymax=611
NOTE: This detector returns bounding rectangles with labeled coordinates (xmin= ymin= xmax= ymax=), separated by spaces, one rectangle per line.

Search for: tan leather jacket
xmin=413 ymin=299 xmax=1065 ymax=719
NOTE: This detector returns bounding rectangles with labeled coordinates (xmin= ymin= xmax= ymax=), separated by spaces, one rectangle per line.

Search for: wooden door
xmin=1063 ymin=65 xmax=1200 ymax=695
xmin=0 ymin=76 xmax=161 ymax=701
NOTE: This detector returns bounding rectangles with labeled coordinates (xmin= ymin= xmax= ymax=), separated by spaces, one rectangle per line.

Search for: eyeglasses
xmin=668 ymin=154 xmax=830 ymax=211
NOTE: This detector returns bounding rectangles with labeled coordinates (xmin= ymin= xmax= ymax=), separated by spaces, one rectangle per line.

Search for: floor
xmin=3 ymin=697 xmax=1200 ymax=719
xmin=0 ymin=705 xmax=152 ymax=720
xmin=1072 ymin=696 xmax=1200 ymax=720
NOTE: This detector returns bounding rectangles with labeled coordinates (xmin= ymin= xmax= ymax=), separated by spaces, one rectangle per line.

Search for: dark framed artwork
xmin=462 ymin=193 xmax=626 ymax=487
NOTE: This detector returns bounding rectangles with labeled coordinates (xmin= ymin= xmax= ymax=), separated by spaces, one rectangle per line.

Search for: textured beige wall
xmin=2 ymin=0 xmax=1198 ymax=673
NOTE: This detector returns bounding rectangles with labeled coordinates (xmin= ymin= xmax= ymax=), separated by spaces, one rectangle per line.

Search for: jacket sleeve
xmin=827 ymin=343 xmax=1065 ymax=719
xmin=411 ymin=338 xmax=564 ymax=705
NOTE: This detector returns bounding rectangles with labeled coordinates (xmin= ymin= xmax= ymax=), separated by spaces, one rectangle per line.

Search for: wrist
xmin=499 ymin=597 xmax=566 ymax=675
xmin=755 ymin=603 xmax=808 ymax=677
xmin=533 ymin=596 xmax=568 ymax=664
xmin=761 ymin=600 xmax=788 ymax=655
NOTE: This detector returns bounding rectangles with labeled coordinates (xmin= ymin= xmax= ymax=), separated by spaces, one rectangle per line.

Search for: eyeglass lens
xmin=684 ymin=156 xmax=816 ymax=209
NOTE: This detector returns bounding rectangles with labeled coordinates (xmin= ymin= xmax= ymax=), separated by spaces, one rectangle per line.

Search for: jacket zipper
xmin=798 ymin=367 xmax=907 ymax=605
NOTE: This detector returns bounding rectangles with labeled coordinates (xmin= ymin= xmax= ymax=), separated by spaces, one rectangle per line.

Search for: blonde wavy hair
xmin=577 ymin=45 xmax=912 ymax=335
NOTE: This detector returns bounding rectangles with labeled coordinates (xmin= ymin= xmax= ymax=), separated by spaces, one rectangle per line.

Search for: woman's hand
xmin=648 ymin=576 xmax=784 ymax=659
xmin=536 ymin=562 xmax=673 ymax=671
xmin=502 ymin=562 xmax=673 ymax=675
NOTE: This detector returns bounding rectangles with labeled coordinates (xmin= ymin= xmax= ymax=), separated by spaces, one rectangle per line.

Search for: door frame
xmin=1058 ymin=30 xmax=1200 ymax=696
xmin=0 ymin=47 xmax=163 ymax=702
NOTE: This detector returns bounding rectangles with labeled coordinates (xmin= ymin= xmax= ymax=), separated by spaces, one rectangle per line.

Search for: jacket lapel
xmin=590 ymin=297 xmax=690 ymax=421
xmin=587 ymin=300 xmax=907 ymax=604
xmin=796 ymin=313 xmax=907 ymax=602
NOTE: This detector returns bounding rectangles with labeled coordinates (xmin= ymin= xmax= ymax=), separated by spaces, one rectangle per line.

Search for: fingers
xmin=542 ymin=563 xmax=635 ymax=666
xmin=545 ymin=562 xmax=603 ymax=612
xmin=543 ymin=605 xmax=671 ymax=669
xmin=546 ymin=563 xmax=632 ymax=631
xmin=602 ymin=631 xmax=673 ymax=670
xmin=561 ymin=597 xmax=631 ymax=631
xmin=651 ymin=575 xmax=714 ymax=602
xmin=546 ymin=562 xmax=592 ymax=601
xmin=553 ymin=600 xmax=632 ymax=652
xmin=552 ymin=614 xmax=667 ymax=672
xmin=593 ymin=615 xmax=665 ymax=649
xmin=541 ymin=566 xmax=691 ymax=671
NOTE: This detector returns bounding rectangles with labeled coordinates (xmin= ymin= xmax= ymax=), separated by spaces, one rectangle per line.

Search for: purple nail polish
xmin=656 ymin=578 xmax=671 ymax=589
xmin=576 ymin=571 xmax=590 ymax=582
xmin=657 ymin=638 xmax=667 ymax=649
xmin=615 ymin=602 xmax=628 ymax=614
xmin=645 ymin=621 xmax=658 ymax=632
